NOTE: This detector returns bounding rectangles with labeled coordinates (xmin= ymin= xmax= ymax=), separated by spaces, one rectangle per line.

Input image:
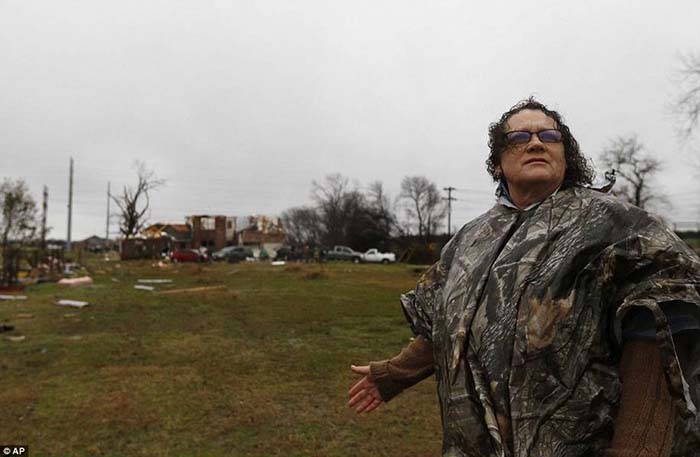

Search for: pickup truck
xmin=362 ymin=248 xmax=396 ymax=264
xmin=325 ymin=245 xmax=363 ymax=263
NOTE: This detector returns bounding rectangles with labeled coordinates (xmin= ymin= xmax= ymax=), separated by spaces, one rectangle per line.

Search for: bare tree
xmin=1 ymin=178 xmax=38 ymax=287
xmin=366 ymin=181 xmax=396 ymax=242
xmin=674 ymin=52 xmax=700 ymax=139
xmin=399 ymin=175 xmax=446 ymax=242
xmin=367 ymin=181 xmax=392 ymax=217
xmin=281 ymin=206 xmax=323 ymax=247
xmin=312 ymin=174 xmax=355 ymax=246
xmin=112 ymin=162 xmax=164 ymax=238
xmin=600 ymin=135 xmax=667 ymax=210
xmin=305 ymin=174 xmax=399 ymax=250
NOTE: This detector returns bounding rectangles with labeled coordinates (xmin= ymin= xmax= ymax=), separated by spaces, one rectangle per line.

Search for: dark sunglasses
xmin=505 ymin=129 xmax=562 ymax=145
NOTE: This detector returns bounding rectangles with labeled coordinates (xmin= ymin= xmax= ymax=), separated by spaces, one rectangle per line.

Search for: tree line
xmin=281 ymin=174 xmax=448 ymax=255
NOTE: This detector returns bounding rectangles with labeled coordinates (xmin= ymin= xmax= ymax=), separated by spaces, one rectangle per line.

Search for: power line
xmin=453 ymin=188 xmax=495 ymax=196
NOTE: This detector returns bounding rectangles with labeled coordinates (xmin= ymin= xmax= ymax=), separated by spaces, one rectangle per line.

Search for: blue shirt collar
xmin=495 ymin=180 xmax=560 ymax=211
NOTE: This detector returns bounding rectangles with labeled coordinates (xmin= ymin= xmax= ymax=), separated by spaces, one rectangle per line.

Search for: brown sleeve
xmin=369 ymin=335 xmax=434 ymax=402
xmin=607 ymin=340 xmax=675 ymax=457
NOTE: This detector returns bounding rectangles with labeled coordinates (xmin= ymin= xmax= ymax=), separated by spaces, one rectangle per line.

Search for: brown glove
xmin=607 ymin=340 xmax=674 ymax=457
xmin=369 ymin=335 xmax=435 ymax=402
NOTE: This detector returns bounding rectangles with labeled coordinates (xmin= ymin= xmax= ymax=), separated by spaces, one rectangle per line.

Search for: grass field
xmin=0 ymin=260 xmax=442 ymax=456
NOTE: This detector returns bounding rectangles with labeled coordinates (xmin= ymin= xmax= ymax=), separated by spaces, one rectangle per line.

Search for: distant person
xmin=348 ymin=98 xmax=700 ymax=456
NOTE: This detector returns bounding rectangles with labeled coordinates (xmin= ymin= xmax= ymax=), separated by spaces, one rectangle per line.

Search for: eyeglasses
xmin=505 ymin=129 xmax=562 ymax=145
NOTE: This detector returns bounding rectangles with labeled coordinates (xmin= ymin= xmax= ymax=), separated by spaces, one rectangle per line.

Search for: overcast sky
xmin=2 ymin=0 xmax=700 ymax=240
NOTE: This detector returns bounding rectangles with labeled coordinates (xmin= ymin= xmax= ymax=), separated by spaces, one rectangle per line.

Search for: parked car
xmin=211 ymin=246 xmax=238 ymax=261
xmin=325 ymin=245 xmax=363 ymax=263
xmin=275 ymin=246 xmax=312 ymax=262
xmin=170 ymin=249 xmax=208 ymax=263
xmin=226 ymin=247 xmax=255 ymax=263
xmin=362 ymin=248 xmax=396 ymax=264
xmin=274 ymin=246 xmax=291 ymax=261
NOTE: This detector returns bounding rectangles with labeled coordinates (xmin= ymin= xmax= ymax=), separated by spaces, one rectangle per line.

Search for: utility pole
xmin=443 ymin=186 xmax=457 ymax=237
xmin=66 ymin=157 xmax=74 ymax=251
xmin=106 ymin=181 xmax=111 ymax=241
xmin=41 ymin=186 xmax=48 ymax=252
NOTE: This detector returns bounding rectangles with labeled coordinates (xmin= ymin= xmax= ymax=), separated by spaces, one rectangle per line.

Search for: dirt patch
xmin=303 ymin=271 xmax=327 ymax=280
xmin=284 ymin=264 xmax=303 ymax=273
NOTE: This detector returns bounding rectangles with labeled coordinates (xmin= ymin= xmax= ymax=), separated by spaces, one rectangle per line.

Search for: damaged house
xmin=186 ymin=215 xmax=236 ymax=251
xmin=121 ymin=223 xmax=192 ymax=260
xmin=120 ymin=215 xmax=286 ymax=260
xmin=142 ymin=223 xmax=192 ymax=250
xmin=236 ymin=215 xmax=286 ymax=258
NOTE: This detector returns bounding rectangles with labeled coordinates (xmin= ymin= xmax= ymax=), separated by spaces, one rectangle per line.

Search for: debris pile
xmin=0 ymin=295 xmax=27 ymax=301
xmin=56 ymin=299 xmax=89 ymax=309
xmin=58 ymin=276 xmax=94 ymax=287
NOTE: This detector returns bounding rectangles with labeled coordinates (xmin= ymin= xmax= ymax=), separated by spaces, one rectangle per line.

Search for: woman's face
xmin=497 ymin=109 xmax=566 ymax=195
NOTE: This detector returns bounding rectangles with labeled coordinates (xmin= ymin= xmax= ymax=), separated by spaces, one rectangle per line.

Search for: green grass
xmin=682 ymin=237 xmax=700 ymax=249
xmin=0 ymin=260 xmax=441 ymax=456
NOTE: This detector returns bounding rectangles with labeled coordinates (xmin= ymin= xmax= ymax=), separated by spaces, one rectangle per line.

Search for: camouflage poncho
xmin=401 ymin=185 xmax=700 ymax=457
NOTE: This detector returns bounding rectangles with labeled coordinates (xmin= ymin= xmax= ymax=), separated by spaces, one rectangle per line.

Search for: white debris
xmin=137 ymin=279 xmax=173 ymax=284
xmin=134 ymin=285 xmax=155 ymax=291
xmin=6 ymin=335 xmax=26 ymax=342
xmin=271 ymin=261 xmax=286 ymax=266
xmin=56 ymin=299 xmax=89 ymax=308
xmin=0 ymin=295 xmax=27 ymax=301
xmin=58 ymin=276 xmax=93 ymax=287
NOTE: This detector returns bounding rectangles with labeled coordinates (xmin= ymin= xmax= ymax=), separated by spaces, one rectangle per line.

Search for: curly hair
xmin=485 ymin=97 xmax=595 ymax=185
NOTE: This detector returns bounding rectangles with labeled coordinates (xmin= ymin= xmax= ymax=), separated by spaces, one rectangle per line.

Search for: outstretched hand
xmin=348 ymin=365 xmax=384 ymax=413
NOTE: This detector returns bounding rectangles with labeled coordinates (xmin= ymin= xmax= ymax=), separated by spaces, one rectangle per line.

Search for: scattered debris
xmin=137 ymin=279 xmax=173 ymax=284
xmin=134 ymin=285 xmax=155 ymax=291
xmin=271 ymin=261 xmax=286 ymax=266
xmin=0 ymin=324 xmax=15 ymax=333
xmin=56 ymin=299 xmax=89 ymax=309
xmin=227 ymin=269 xmax=239 ymax=275
xmin=158 ymin=285 xmax=226 ymax=295
xmin=58 ymin=276 xmax=93 ymax=287
xmin=111 ymin=277 xmax=120 ymax=283
xmin=6 ymin=335 xmax=25 ymax=342
xmin=62 ymin=262 xmax=83 ymax=276
xmin=67 ymin=335 xmax=83 ymax=341
xmin=0 ymin=295 xmax=27 ymax=301
xmin=15 ymin=313 xmax=34 ymax=319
